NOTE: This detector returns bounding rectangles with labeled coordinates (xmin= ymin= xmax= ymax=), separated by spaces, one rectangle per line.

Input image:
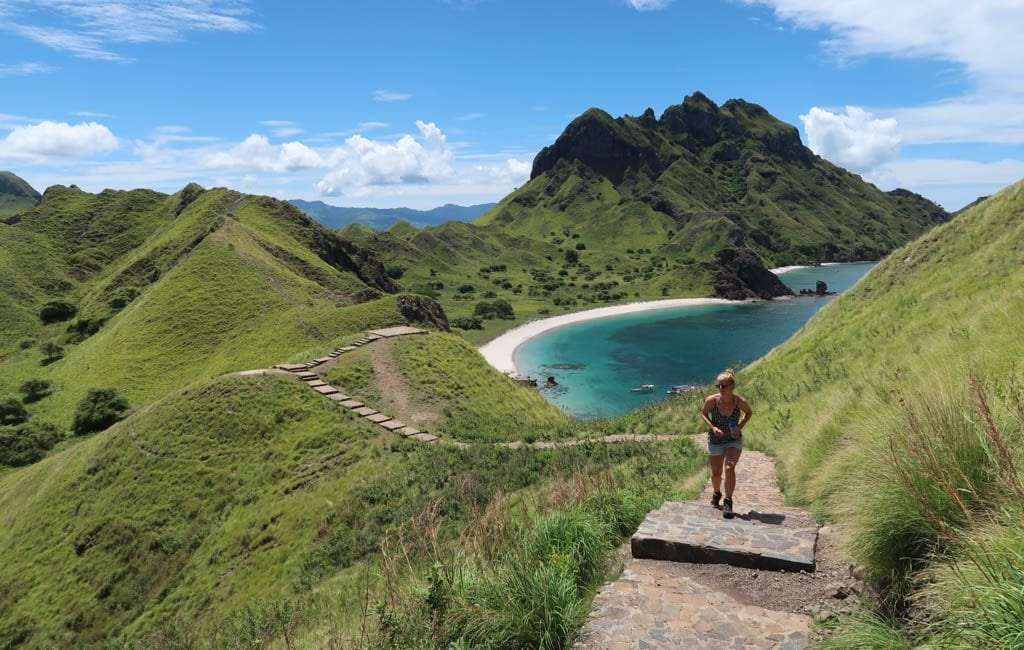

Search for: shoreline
xmin=478 ymin=297 xmax=741 ymax=376
xmin=478 ymin=261 xmax=874 ymax=377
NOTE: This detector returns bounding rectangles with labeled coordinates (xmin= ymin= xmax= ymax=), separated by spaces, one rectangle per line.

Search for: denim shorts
xmin=707 ymin=436 xmax=743 ymax=456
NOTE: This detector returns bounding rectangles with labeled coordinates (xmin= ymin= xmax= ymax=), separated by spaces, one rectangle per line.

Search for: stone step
xmin=339 ymin=399 xmax=363 ymax=408
xmin=326 ymin=393 xmax=352 ymax=402
xmin=354 ymin=406 xmax=379 ymax=417
xmin=630 ymin=501 xmax=817 ymax=573
xmin=400 ymin=426 xmax=420 ymax=437
xmin=277 ymin=364 xmax=308 ymax=372
xmin=380 ymin=420 xmax=405 ymax=431
xmin=340 ymin=346 xmax=356 ymax=352
xmin=312 ymin=385 xmax=339 ymax=396
xmin=411 ymin=432 xmax=438 ymax=443
xmin=365 ymin=413 xmax=391 ymax=423
xmin=296 ymin=371 xmax=318 ymax=379
xmin=306 ymin=380 xmax=327 ymax=387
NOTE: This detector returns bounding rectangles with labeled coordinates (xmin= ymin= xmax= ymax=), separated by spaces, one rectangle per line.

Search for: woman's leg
xmin=709 ymin=453 xmax=725 ymax=494
xmin=723 ymin=447 xmax=742 ymax=497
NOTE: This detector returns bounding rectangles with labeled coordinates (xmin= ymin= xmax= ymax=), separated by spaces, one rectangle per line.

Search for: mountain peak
xmin=0 ymin=171 xmax=42 ymax=219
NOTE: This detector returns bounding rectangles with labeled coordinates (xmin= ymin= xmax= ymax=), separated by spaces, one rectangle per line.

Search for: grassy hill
xmin=639 ymin=178 xmax=1024 ymax=646
xmin=0 ymin=365 xmax=702 ymax=647
xmin=349 ymin=93 xmax=947 ymax=343
xmin=0 ymin=182 xmax=429 ymax=437
xmin=0 ymin=171 xmax=40 ymax=218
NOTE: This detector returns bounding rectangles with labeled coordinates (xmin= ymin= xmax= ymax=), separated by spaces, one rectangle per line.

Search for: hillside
xmin=0 ymin=171 xmax=41 ymax=218
xmin=0 ymin=182 xmax=434 ymax=437
xmin=638 ymin=178 xmax=1024 ymax=646
xmin=289 ymin=199 xmax=496 ymax=230
xmin=349 ymin=94 xmax=947 ymax=342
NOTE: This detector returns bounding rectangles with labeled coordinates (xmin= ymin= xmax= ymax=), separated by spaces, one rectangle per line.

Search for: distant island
xmin=289 ymin=199 xmax=497 ymax=230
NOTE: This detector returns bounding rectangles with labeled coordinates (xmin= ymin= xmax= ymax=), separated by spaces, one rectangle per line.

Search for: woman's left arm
xmin=738 ymin=398 xmax=753 ymax=430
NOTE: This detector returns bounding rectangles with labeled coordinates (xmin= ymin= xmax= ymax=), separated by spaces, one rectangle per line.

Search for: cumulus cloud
xmin=1 ymin=120 xmax=118 ymax=158
xmin=625 ymin=0 xmax=674 ymax=10
xmin=317 ymin=120 xmax=454 ymax=196
xmin=800 ymin=106 xmax=900 ymax=173
xmin=203 ymin=135 xmax=322 ymax=172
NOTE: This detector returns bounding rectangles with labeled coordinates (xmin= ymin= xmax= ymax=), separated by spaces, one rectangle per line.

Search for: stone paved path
xmin=574 ymin=438 xmax=817 ymax=649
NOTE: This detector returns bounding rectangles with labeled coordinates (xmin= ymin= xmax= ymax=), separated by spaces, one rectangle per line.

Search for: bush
xmin=385 ymin=265 xmax=405 ymax=280
xmin=40 ymin=342 xmax=63 ymax=364
xmin=575 ymin=242 xmax=586 ymax=250
xmin=474 ymin=299 xmax=515 ymax=320
xmin=564 ymin=250 xmax=579 ymax=265
xmin=72 ymin=388 xmax=129 ymax=435
xmin=108 ymin=286 xmax=140 ymax=310
xmin=0 ymin=422 xmax=62 ymax=467
xmin=451 ymin=317 xmax=483 ymax=330
xmin=18 ymin=379 xmax=52 ymax=403
xmin=38 ymin=301 xmax=77 ymax=324
xmin=457 ymin=284 xmax=476 ymax=294
xmin=0 ymin=397 xmax=29 ymax=426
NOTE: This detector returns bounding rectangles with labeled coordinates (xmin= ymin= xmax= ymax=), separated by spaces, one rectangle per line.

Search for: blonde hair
xmin=716 ymin=369 xmax=736 ymax=387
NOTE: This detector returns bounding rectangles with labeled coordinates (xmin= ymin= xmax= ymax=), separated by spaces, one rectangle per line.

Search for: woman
xmin=700 ymin=369 xmax=752 ymax=519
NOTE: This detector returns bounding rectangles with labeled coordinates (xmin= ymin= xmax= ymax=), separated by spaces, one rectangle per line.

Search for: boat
xmin=630 ymin=384 xmax=655 ymax=393
xmin=666 ymin=384 xmax=697 ymax=395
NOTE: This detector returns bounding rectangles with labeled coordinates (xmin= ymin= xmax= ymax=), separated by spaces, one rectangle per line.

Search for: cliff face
xmin=480 ymin=92 xmax=948 ymax=299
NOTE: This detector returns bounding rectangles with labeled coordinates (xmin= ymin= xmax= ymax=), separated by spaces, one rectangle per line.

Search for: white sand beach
xmin=478 ymin=298 xmax=738 ymax=375
xmin=768 ymin=262 xmax=845 ymax=274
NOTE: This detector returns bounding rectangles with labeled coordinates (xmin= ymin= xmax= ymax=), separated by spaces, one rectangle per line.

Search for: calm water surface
xmin=514 ymin=263 xmax=875 ymax=418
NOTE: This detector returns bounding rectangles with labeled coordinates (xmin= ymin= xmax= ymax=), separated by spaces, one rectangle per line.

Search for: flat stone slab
xmin=276 ymin=364 xmax=307 ymax=372
xmin=365 ymin=413 xmax=391 ymax=423
xmin=296 ymin=371 xmax=318 ymax=379
xmin=340 ymin=346 xmax=356 ymax=352
xmin=411 ymin=433 xmax=438 ymax=443
xmin=400 ymin=427 xmax=421 ymax=437
xmin=312 ymin=385 xmax=339 ymax=396
xmin=369 ymin=326 xmax=426 ymax=338
xmin=306 ymin=380 xmax=327 ymax=387
xmin=339 ymin=399 xmax=363 ymax=408
xmin=631 ymin=501 xmax=817 ymax=572
xmin=354 ymin=407 xmax=379 ymax=416
xmin=575 ymin=563 xmax=810 ymax=649
xmin=326 ymin=393 xmax=352 ymax=402
xmin=364 ymin=334 xmax=382 ymax=340
xmin=380 ymin=420 xmax=405 ymax=431
xmin=314 ymin=356 xmax=332 ymax=363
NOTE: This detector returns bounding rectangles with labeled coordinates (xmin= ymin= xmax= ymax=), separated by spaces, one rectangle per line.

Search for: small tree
xmin=72 ymin=388 xmax=129 ymax=436
xmin=451 ymin=316 xmax=483 ymax=330
xmin=41 ymin=342 xmax=63 ymax=364
xmin=0 ymin=397 xmax=29 ymax=426
xmin=385 ymin=265 xmax=405 ymax=280
xmin=564 ymin=249 xmax=579 ymax=265
xmin=39 ymin=301 xmax=77 ymax=324
xmin=18 ymin=379 xmax=52 ymax=403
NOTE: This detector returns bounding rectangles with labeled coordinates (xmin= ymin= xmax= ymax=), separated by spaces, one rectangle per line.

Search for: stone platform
xmin=631 ymin=502 xmax=816 ymax=572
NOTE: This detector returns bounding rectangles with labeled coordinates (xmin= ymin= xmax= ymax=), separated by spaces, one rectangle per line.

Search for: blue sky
xmin=2 ymin=1 xmax=1023 ymax=210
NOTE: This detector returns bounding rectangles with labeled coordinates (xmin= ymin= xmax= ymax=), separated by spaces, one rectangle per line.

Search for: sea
xmin=513 ymin=262 xmax=875 ymax=418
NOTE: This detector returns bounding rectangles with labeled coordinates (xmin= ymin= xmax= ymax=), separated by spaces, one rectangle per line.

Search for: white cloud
xmin=72 ymin=110 xmax=115 ymax=118
xmin=800 ymin=106 xmax=900 ymax=173
xmin=203 ymin=135 xmax=323 ymax=172
xmin=317 ymin=120 xmax=454 ymax=195
xmin=259 ymin=121 xmax=304 ymax=138
xmin=0 ymin=0 xmax=258 ymax=62
xmin=0 ymin=62 xmax=57 ymax=76
xmin=1 ymin=120 xmax=118 ymax=159
xmin=456 ymin=112 xmax=484 ymax=121
xmin=373 ymin=89 xmax=411 ymax=102
xmin=625 ymin=0 xmax=673 ymax=10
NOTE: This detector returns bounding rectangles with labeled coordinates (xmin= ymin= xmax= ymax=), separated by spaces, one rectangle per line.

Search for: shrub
xmin=18 ymin=379 xmax=52 ymax=403
xmin=564 ymin=250 xmax=579 ymax=265
xmin=0 ymin=397 xmax=29 ymax=426
xmin=72 ymin=388 xmax=129 ymax=435
xmin=457 ymin=284 xmax=476 ymax=294
xmin=40 ymin=342 xmax=63 ymax=364
xmin=385 ymin=265 xmax=405 ymax=280
xmin=474 ymin=299 xmax=515 ymax=320
xmin=0 ymin=422 xmax=62 ymax=467
xmin=575 ymin=242 xmax=586 ymax=251
xmin=451 ymin=317 xmax=483 ymax=330
xmin=38 ymin=301 xmax=77 ymax=324
xmin=108 ymin=286 xmax=140 ymax=310
xmin=18 ymin=338 xmax=34 ymax=350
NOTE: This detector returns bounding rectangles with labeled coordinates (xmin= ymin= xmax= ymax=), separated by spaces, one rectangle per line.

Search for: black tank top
xmin=707 ymin=397 xmax=741 ymax=445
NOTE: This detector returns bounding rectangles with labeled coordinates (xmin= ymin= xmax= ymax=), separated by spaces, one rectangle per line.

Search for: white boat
xmin=666 ymin=384 xmax=697 ymax=395
xmin=630 ymin=384 xmax=655 ymax=393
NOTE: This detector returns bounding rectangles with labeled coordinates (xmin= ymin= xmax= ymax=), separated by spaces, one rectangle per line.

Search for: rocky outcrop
xmin=397 ymin=294 xmax=450 ymax=331
xmin=708 ymin=248 xmax=794 ymax=300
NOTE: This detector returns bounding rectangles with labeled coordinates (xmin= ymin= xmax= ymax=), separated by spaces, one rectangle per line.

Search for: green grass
xmin=638 ymin=179 xmax=1024 ymax=644
xmin=0 ymin=372 xmax=703 ymax=648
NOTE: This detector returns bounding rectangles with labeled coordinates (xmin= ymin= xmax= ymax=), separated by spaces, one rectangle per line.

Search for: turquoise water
xmin=514 ymin=263 xmax=875 ymax=418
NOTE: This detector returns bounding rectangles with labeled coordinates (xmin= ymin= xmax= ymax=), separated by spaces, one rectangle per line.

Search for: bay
xmin=513 ymin=262 xmax=875 ymax=418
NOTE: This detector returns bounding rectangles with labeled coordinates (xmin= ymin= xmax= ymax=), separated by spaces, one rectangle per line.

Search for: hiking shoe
xmin=711 ymin=491 xmax=722 ymax=509
xmin=723 ymin=497 xmax=734 ymax=519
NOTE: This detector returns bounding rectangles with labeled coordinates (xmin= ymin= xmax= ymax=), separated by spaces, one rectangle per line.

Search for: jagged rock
xmin=545 ymin=376 xmax=558 ymax=387
xmin=397 ymin=294 xmax=449 ymax=331
xmin=816 ymin=280 xmax=829 ymax=295
xmin=708 ymin=248 xmax=794 ymax=300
